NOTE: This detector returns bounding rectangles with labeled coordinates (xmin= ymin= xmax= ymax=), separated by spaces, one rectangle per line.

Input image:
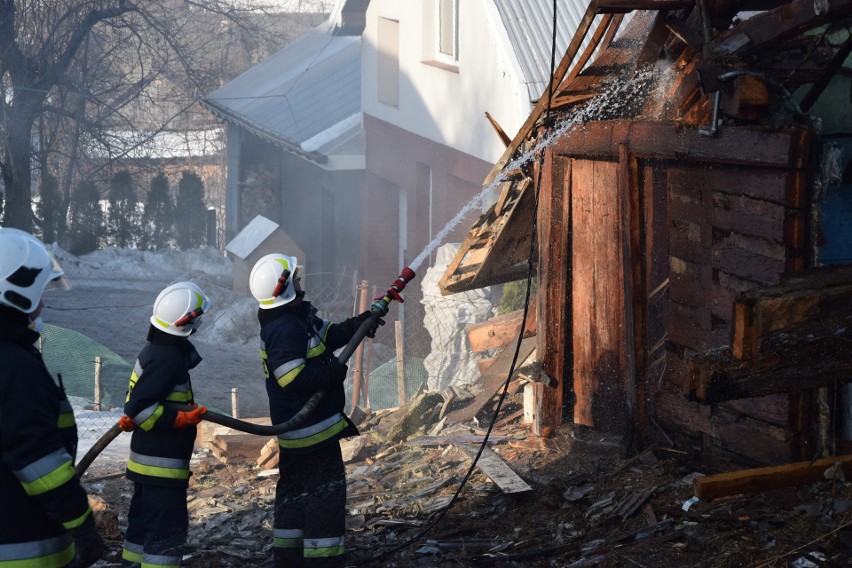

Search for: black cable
xmin=364 ymin=1 xmax=560 ymax=561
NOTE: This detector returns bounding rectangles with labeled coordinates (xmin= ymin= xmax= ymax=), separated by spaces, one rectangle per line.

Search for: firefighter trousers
xmin=122 ymin=483 xmax=189 ymax=568
xmin=273 ymin=442 xmax=346 ymax=568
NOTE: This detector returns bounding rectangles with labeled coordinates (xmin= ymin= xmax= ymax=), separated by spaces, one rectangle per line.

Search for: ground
xmin=83 ymin=415 xmax=852 ymax=567
xmin=48 ymin=247 xmax=852 ymax=567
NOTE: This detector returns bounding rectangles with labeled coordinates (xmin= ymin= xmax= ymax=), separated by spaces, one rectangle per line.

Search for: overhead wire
xmin=362 ymin=0 xmax=561 ymax=561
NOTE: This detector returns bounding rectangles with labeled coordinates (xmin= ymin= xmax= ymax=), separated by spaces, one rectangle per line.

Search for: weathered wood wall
xmin=541 ymin=120 xmax=815 ymax=466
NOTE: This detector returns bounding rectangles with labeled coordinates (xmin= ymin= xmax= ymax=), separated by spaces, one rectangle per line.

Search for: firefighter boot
xmin=274 ymin=546 xmax=304 ymax=568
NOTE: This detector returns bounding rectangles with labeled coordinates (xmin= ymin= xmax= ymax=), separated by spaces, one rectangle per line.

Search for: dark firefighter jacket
xmin=123 ymin=326 xmax=201 ymax=488
xmin=259 ymin=301 xmax=358 ymax=454
xmin=0 ymin=308 xmax=92 ymax=566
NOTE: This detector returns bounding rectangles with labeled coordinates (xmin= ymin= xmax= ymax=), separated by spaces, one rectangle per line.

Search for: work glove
xmin=118 ymin=415 xmax=137 ymax=432
xmin=362 ymin=311 xmax=385 ymax=339
xmin=339 ymin=311 xmax=386 ymax=339
xmin=174 ymin=404 xmax=207 ymax=429
xmin=68 ymin=515 xmax=104 ymax=568
xmin=324 ymin=359 xmax=349 ymax=384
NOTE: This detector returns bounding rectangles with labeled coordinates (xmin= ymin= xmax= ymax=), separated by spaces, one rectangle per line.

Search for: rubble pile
xmin=83 ymin=403 xmax=852 ymax=567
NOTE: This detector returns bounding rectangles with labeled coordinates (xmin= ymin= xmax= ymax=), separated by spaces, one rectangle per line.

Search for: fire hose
xmin=75 ymin=267 xmax=416 ymax=477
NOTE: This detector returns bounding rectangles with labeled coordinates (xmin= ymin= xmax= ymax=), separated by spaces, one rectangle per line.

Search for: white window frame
xmin=437 ymin=0 xmax=458 ymax=64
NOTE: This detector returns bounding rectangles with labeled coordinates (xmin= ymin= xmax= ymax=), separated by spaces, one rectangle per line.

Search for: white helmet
xmin=151 ymin=281 xmax=211 ymax=337
xmin=0 ymin=228 xmax=70 ymax=314
xmin=250 ymin=253 xmax=299 ymax=309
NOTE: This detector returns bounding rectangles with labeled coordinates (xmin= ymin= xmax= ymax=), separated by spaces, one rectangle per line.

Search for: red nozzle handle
xmin=375 ymin=267 xmax=417 ymax=304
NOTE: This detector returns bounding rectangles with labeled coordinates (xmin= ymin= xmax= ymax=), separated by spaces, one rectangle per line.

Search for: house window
xmin=377 ymin=17 xmax=399 ymax=108
xmin=438 ymin=0 xmax=458 ymax=62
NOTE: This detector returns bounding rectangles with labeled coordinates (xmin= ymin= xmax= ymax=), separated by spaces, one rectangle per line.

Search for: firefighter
xmin=119 ymin=281 xmax=210 ymax=568
xmin=249 ymin=254 xmax=383 ymax=568
xmin=0 ymin=228 xmax=104 ymax=568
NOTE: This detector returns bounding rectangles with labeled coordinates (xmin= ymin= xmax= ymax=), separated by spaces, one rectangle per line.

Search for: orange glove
xmin=174 ymin=405 xmax=207 ymax=429
xmin=118 ymin=416 xmax=137 ymax=432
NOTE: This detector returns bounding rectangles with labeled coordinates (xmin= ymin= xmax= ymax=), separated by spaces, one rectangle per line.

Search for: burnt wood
xmin=685 ymin=336 xmax=852 ymax=403
xmin=731 ymin=264 xmax=852 ymax=359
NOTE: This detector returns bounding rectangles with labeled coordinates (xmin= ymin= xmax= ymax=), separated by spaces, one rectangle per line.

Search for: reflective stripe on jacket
xmin=0 ymin=311 xmax=91 ymax=556
xmin=123 ymin=326 xmax=201 ymax=487
xmin=258 ymin=302 xmax=358 ymax=454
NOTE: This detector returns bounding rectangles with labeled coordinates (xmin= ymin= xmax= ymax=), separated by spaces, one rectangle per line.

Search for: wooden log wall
xmin=658 ymin=162 xmax=811 ymax=465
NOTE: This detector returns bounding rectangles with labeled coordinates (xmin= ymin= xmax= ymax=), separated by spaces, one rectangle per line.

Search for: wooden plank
xmin=467 ymin=307 xmax=537 ymax=354
xmin=572 ymin=159 xmax=630 ymax=433
xmin=694 ymin=454 xmax=852 ymax=501
xmin=666 ymin=302 xmax=729 ymax=353
xmin=457 ymin=444 xmax=533 ymax=494
xmin=704 ymin=167 xmax=790 ymax=205
xmin=539 ymin=154 xmax=570 ymax=435
xmin=212 ymin=433 xmax=270 ymax=459
xmin=443 ymin=337 xmax=537 ymax=425
xmin=709 ymin=195 xmax=785 ymax=242
xmin=669 ymin=223 xmax=708 ymax=265
xmin=622 ymin=143 xmax=645 ymax=450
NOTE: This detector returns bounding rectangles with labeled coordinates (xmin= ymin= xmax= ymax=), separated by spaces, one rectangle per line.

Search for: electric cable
xmin=362 ymin=1 xmax=560 ymax=561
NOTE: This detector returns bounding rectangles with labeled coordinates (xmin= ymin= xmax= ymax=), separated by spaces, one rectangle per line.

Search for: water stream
xmin=408 ymin=68 xmax=655 ymax=273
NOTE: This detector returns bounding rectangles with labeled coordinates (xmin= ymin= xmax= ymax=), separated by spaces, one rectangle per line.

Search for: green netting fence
xmin=39 ymin=323 xmax=132 ymax=431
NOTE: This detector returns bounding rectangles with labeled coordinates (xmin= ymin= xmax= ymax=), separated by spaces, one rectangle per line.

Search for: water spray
xmin=76 ymin=267 xmax=417 ymax=477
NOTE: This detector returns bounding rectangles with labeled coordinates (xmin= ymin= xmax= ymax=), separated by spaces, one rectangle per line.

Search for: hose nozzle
xmin=372 ymin=266 xmax=417 ymax=316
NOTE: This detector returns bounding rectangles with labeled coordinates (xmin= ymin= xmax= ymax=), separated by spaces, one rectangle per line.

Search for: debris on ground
xmin=82 ymin=398 xmax=852 ymax=568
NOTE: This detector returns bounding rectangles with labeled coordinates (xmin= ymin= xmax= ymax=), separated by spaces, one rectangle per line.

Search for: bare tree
xmin=0 ymin=0 xmax=313 ymax=232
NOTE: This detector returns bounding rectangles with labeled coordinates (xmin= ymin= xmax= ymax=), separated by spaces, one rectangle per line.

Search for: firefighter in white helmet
xmin=119 ymin=281 xmax=211 ymax=567
xmin=249 ymin=253 xmax=382 ymax=568
xmin=0 ymin=228 xmax=104 ymax=568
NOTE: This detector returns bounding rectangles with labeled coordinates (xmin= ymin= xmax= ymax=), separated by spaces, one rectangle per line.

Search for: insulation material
xmin=421 ymin=243 xmax=493 ymax=392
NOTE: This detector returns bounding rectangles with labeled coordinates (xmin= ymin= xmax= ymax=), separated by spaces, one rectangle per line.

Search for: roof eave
xmin=200 ymin=99 xmax=329 ymax=165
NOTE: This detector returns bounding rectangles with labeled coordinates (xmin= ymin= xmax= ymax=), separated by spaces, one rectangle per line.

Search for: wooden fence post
xmin=231 ymin=387 xmax=239 ymax=418
xmin=395 ymin=321 xmax=406 ymax=407
xmin=350 ymin=280 xmax=369 ymax=412
xmin=94 ymin=356 xmax=102 ymax=411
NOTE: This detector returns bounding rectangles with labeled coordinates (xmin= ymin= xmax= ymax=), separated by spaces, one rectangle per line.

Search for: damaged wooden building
xmin=440 ymin=0 xmax=852 ymax=468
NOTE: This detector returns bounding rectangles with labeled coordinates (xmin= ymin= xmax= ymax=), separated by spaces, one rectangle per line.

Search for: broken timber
xmin=694 ymin=454 xmax=852 ymax=501
xmin=467 ymin=307 xmax=537 ymax=353
xmin=731 ymin=264 xmax=852 ymax=360
xmin=684 ymin=335 xmax=852 ymax=404
xmin=444 ymin=337 xmax=537 ymax=426
xmin=458 ymin=444 xmax=532 ymax=494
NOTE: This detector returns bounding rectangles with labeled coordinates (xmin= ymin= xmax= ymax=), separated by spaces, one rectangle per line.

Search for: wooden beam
xmin=538 ymin=154 xmax=571 ymax=436
xmin=598 ymin=0 xmax=694 ymax=11
xmin=483 ymin=1 xmax=601 ymax=186
xmin=559 ymin=14 xmax=615 ymax=90
xmin=550 ymin=120 xmax=815 ymax=169
xmin=444 ymin=337 xmax=537 ymax=426
xmin=694 ymin=454 xmax=852 ymax=501
xmin=731 ymin=265 xmax=852 ymax=360
xmin=715 ymin=0 xmax=852 ymax=55
xmin=467 ymin=306 xmax=537 ymax=354
xmin=484 ymin=111 xmax=512 ymax=147
xmin=684 ymin=336 xmax=852 ymax=404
